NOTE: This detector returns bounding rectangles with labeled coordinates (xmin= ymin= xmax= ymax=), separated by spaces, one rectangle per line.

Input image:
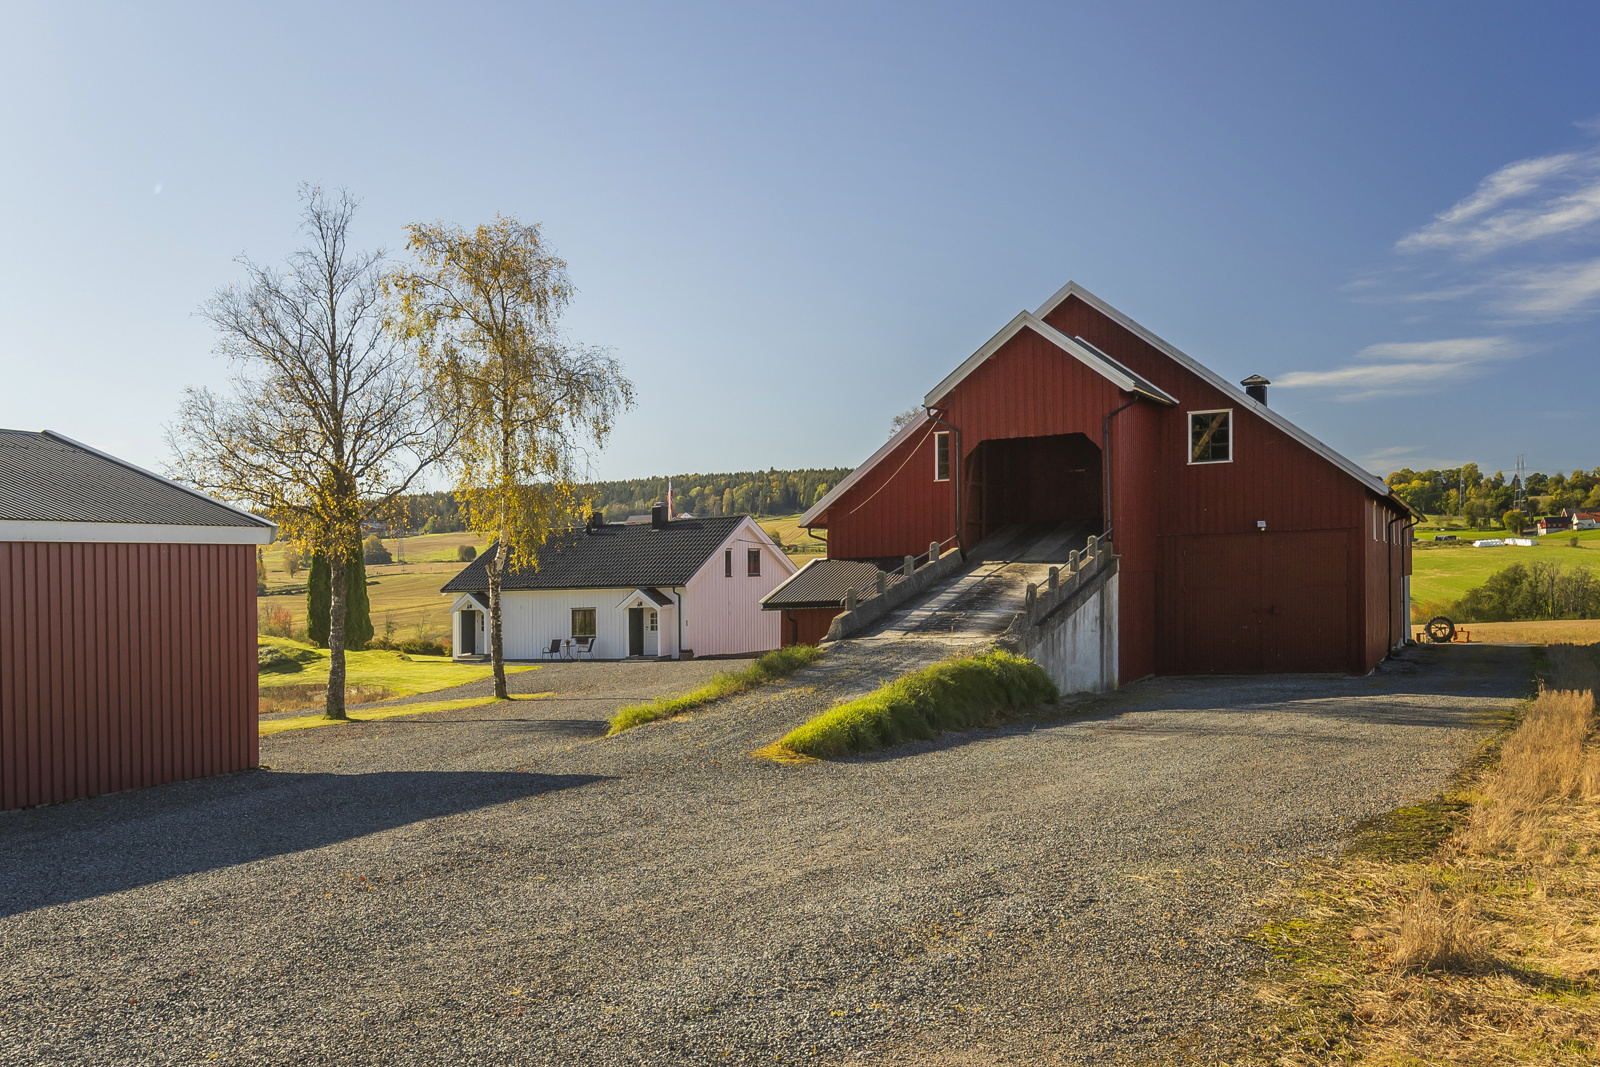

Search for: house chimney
xmin=651 ymin=501 xmax=668 ymax=529
xmin=1241 ymin=374 xmax=1270 ymax=406
xmin=587 ymin=512 xmax=604 ymax=532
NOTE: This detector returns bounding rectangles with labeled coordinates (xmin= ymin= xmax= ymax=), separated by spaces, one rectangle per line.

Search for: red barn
xmin=800 ymin=283 xmax=1413 ymax=679
xmin=1 ymin=430 xmax=276 ymax=810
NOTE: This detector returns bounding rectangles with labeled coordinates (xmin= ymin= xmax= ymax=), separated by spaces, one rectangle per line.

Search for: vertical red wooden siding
xmin=1 ymin=541 xmax=258 ymax=810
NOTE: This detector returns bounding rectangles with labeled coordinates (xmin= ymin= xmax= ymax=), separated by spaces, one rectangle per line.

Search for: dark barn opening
xmin=963 ymin=433 xmax=1102 ymax=547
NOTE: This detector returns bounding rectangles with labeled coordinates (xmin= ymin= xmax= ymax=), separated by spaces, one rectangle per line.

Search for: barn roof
xmin=440 ymin=514 xmax=759 ymax=593
xmin=1035 ymin=282 xmax=1392 ymax=498
xmin=800 ymin=284 xmax=1394 ymax=528
xmin=0 ymin=429 xmax=276 ymax=529
xmin=923 ymin=311 xmax=1177 ymax=408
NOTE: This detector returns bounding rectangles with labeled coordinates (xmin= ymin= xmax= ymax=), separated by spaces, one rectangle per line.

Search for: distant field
xmin=1409 ymin=527 xmax=1600 ymax=605
xmin=1427 ymin=619 xmax=1600 ymax=645
xmin=261 ymin=534 xmax=487 ymax=643
xmin=756 ymin=513 xmax=827 ymax=559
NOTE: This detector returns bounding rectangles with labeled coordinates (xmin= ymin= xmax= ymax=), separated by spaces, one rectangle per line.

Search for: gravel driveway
xmin=0 ymin=641 xmax=1527 ymax=1065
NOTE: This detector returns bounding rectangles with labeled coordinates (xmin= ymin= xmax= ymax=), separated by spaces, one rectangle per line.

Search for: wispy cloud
xmin=1397 ymin=147 xmax=1600 ymax=257
xmin=1276 ymin=336 xmax=1521 ymax=400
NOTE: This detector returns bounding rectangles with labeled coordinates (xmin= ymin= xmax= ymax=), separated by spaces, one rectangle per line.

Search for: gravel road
xmin=0 ymin=641 xmax=1527 ymax=1065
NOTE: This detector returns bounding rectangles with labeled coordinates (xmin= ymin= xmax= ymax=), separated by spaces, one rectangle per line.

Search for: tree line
xmin=1386 ymin=463 xmax=1600 ymax=528
xmin=1427 ymin=561 xmax=1600 ymax=623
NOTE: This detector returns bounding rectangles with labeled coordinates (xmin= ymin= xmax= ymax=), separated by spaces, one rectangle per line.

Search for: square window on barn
xmin=934 ymin=432 xmax=951 ymax=481
xmin=747 ymin=548 xmax=761 ymax=576
xmin=571 ymin=608 xmax=596 ymax=638
xmin=1188 ymin=410 xmax=1232 ymax=464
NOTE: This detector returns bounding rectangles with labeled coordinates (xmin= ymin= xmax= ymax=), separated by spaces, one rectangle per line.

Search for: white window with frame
xmin=933 ymin=431 xmax=951 ymax=481
xmin=1188 ymin=409 xmax=1232 ymax=465
xmin=649 ymin=610 xmax=658 ymax=631
xmin=747 ymin=548 xmax=761 ymax=576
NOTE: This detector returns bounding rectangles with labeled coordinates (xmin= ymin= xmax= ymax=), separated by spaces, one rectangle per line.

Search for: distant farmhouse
xmin=0 ymin=430 xmax=275 ymax=810
xmin=786 ymin=283 xmax=1414 ymax=678
xmin=441 ymin=504 xmax=794 ymax=660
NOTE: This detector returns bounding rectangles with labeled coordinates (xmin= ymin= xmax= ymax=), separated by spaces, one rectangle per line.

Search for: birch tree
xmin=389 ymin=216 xmax=633 ymax=699
xmin=168 ymin=185 xmax=450 ymax=719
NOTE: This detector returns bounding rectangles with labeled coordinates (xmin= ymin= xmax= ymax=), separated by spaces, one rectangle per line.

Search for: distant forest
xmin=388 ymin=468 xmax=855 ymax=534
xmin=1386 ymin=464 xmax=1600 ymax=528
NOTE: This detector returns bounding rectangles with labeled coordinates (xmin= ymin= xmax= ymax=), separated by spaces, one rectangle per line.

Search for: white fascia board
xmin=43 ymin=430 xmax=280 ymax=532
xmin=449 ymin=592 xmax=489 ymax=613
xmin=798 ymin=411 xmax=935 ymax=528
xmin=1033 ymin=283 xmax=1393 ymax=498
xmin=0 ymin=520 xmax=276 ymax=545
xmin=921 ymin=312 xmax=1171 ymax=408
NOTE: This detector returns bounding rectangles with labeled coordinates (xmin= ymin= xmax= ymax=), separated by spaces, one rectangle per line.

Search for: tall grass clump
xmin=773 ymin=650 xmax=1056 ymax=759
xmin=1459 ymin=677 xmax=1600 ymax=855
xmin=1389 ymin=886 xmax=1487 ymax=974
xmin=607 ymin=644 xmax=824 ymax=735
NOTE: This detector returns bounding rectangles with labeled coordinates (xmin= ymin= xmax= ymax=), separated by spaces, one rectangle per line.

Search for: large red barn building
xmin=799 ymin=283 xmax=1413 ymax=679
xmin=1 ymin=430 xmax=275 ymax=810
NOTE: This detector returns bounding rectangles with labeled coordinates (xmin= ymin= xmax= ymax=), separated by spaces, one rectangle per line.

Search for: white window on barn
xmin=747 ymin=548 xmax=761 ymax=576
xmin=1188 ymin=410 xmax=1232 ymax=464
xmin=934 ymin=432 xmax=951 ymax=481
xmin=571 ymin=608 xmax=596 ymax=638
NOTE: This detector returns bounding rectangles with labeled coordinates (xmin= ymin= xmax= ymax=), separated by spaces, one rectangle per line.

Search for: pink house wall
xmin=683 ymin=519 xmax=795 ymax=656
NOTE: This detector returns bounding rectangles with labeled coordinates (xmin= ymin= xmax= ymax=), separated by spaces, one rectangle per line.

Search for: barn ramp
xmin=821 ymin=521 xmax=1119 ymax=695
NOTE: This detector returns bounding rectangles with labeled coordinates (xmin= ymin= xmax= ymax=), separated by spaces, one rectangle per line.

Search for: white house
xmin=441 ymin=506 xmax=797 ymax=660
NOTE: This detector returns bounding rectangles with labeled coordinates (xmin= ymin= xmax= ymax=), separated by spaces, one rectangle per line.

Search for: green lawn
xmin=257 ymin=636 xmax=536 ymax=695
xmin=756 ymin=513 xmax=827 ymax=559
xmin=1410 ymin=528 xmax=1600 ymax=607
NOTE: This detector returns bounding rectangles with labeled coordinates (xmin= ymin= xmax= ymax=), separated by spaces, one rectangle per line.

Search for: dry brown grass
xmin=1248 ymin=645 xmax=1600 ymax=1065
xmin=258 ymin=684 xmax=397 ymax=716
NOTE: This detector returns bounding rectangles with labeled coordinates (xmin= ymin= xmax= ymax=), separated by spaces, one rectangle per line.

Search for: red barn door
xmin=1158 ymin=530 xmax=1348 ymax=674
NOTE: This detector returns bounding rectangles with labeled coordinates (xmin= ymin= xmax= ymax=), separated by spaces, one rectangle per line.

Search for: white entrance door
xmin=645 ymin=609 xmax=659 ymax=656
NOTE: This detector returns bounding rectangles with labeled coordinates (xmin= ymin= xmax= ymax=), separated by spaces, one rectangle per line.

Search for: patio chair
xmin=541 ymin=638 xmax=563 ymax=661
xmin=573 ymin=636 xmax=595 ymax=660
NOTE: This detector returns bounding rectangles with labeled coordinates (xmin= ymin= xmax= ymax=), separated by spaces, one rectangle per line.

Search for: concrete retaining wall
xmin=821 ymin=546 xmax=966 ymax=643
xmin=997 ymin=551 xmax=1120 ymax=695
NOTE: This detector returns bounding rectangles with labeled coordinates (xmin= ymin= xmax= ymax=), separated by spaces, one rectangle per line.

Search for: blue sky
xmin=2 ymin=2 xmax=1597 ymax=484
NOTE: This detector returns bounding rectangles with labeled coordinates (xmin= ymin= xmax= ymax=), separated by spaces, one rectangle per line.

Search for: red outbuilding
xmin=799 ymin=283 xmax=1413 ymax=679
xmin=1 ymin=430 xmax=276 ymax=810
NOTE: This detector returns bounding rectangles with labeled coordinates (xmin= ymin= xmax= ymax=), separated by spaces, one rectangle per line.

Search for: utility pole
xmin=1514 ymin=455 xmax=1527 ymax=512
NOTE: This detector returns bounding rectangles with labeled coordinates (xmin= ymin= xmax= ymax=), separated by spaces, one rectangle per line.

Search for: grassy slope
xmin=1410 ymin=528 xmax=1600 ymax=606
xmin=768 ymin=651 xmax=1057 ymax=759
xmin=256 ymin=636 xmax=536 ymax=695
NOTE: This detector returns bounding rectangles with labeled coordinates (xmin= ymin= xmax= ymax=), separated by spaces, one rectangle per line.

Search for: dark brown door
xmin=460 ymin=611 xmax=476 ymax=656
xmin=628 ymin=607 xmax=645 ymax=656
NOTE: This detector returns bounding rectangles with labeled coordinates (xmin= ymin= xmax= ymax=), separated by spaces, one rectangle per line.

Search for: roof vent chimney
xmin=586 ymin=512 xmax=604 ymax=533
xmin=1241 ymin=374 xmax=1270 ymax=406
xmin=651 ymin=501 xmax=669 ymax=529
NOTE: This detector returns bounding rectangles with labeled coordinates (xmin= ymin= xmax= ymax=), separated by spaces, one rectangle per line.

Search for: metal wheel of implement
xmin=1426 ymin=616 xmax=1456 ymax=643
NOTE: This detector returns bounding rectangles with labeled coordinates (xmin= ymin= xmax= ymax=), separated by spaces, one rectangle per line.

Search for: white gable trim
xmin=798 ymin=411 xmax=935 ymax=527
xmin=449 ymin=592 xmax=489 ymax=613
xmin=922 ymin=311 xmax=1176 ymax=409
xmin=1033 ymin=282 xmax=1392 ymax=497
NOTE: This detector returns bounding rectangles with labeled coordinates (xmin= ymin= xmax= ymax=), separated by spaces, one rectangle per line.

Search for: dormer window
xmin=1188 ymin=410 xmax=1231 ymax=464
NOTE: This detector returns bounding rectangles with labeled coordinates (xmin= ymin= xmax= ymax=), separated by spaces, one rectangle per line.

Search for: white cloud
xmin=1493 ymin=257 xmax=1600 ymax=320
xmin=1396 ymin=147 xmax=1600 ymax=257
xmin=1276 ymin=336 xmax=1520 ymax=400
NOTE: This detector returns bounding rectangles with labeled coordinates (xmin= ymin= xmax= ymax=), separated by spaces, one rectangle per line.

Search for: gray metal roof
xmin=760 ymin=558 xmax=902 ymax=610
xmin=441 ymin=515 xmax=753 ymax=593
xmin=0 ymin=430 xmax=275 ymax=528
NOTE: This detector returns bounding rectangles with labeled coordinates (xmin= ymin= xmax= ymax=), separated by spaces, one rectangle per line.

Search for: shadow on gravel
xmin=0 ymin=769 xmax=604 ymax=918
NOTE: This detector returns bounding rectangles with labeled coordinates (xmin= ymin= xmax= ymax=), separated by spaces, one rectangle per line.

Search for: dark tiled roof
xmin=440 ymin=516 xmax=747 ymax=593
xmin=760 ymin=558 xmax=901 ymax=609
xmin=0 ymin=430 xmax=273 ymax=527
